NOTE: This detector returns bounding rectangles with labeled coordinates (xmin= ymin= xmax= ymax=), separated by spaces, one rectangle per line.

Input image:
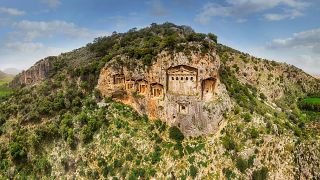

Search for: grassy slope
xmin=303 ymin=98 xmax=320 ymax=104
xmin=0 ymin=75 xmax=13 ymax=97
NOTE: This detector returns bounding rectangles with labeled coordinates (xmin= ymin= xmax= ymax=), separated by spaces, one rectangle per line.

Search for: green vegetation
xmin=252 ymin=167 xmax=268 ymax=180
xmin=299 ymin=97 xmax=320 ymax=112
xmin=0 ymin=75 xmax=13 ymax=98
xmin=169 ymin=126 xmax=185 ymax=142
xmin=87 ymin=22 xmax=217 ymax=69
xmin=0 ymin=23 xmax=319 ymax=179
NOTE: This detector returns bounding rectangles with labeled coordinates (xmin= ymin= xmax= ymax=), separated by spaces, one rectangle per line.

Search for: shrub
xmin=234 ymin=106 xmax=241 ymax=114
xmin=155 ymin=119 xmax=166 ymax=132
xmin=169 ymin=126 xmax=184 ymax=142
xmin=250 ymin=128 xmax=259 ymax=139
xmin=242 ymin=113 xmax=253 ymax=122
xmin=80 ymin=125 xmax=94 ymax=144
xmin=260 ymin=93 xmax=267 ymax=100
xmin=60 ymin=113 xmax=73 ymax=140
xmin=9 ymin=142 xmax=27 ymax=163
xmin=208 ymin=33 xmax=217 ymax=43
xmin=189 ymin=165 xmax=198 ymax=178
xmin=223 ymin=168 xmax=236 ymax=179
xmin=248 ymin=155 xmax=256 ymax=167
xmin=221 ymin=135 xmax=237 ymax=151
xmin=236 ymin=157 xmax=248 ymax=173
xmin=27 ymin=110 xmax=41 ymax=122
xmin=35 ymin=156 xmax=52 ymax=175
xmin=252 ymin=167 xmax=268 ymax=180
xmin=150 ymin=150 xmax=161 ymax=164
xmin=66 ymin=129 xmax=76 ymax=148
xmin=160 ymin=35 xmax=178 ymax=50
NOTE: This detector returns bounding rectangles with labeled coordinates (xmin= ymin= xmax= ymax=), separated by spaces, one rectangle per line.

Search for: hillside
xmin=1 ymin=23 xmax=320 ymax=179
xmin=0 ymin=70 xmax=7 ymax=80
xmin=0 ymin=71 xmax=13 ymax=98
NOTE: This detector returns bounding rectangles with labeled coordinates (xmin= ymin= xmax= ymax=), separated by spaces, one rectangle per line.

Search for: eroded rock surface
xmin=98 ymin=50 xmax=232 ymax=136
xmin=10 ymin=56 xmax=55 ymax=87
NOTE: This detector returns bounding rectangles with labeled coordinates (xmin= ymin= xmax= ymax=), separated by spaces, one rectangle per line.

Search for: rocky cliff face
xmin=295 ymin=140 xmax=320 ymax=179
xmin=10 ymin=56 xmax=56 ymax=87
xmin=98 ymin=48 xmax=232 ymax=136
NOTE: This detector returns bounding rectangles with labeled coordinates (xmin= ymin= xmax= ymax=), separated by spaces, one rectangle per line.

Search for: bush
xmin=221 ymin=134 xmax=237 ymax=151
xmin=236 ymin=157 xmax=248 ymax=173
xmin=35 ymin=156 xmax=52 ymax=175
xmin=9 ymin=142 xmax=27 ymax=163
xmin=252 ymin=167 xmax=268 ymax=180
xmin=208 ymin=33 xmax=217 ymax=43
xmin=169 ymin=126 xmax=184 ymax=142
xmin=27 ymin=110 xmax=41 ymax=122
xmin=189 ymin=165 xmax=198 ymax=178
xmin=223 ymin=168 xmax=236 ymax=179
xmin=160 ymin=35 xmax=178 ymax=50
xmin=242 ymin=113 xmax=253 ymax=122
xmin=250 ymin=128 xmax=259 ymax=139
xmin=60 ymin=113 xmax=73 ymax=140
xmin=80 ymin=125 xmax=94 ymax=144
xmin=150 ymin=150 xmax=161 ymax=164
xmin=260 ymin=93 xmax=267 ymax=100
xmin=67 ymin=129 xmax=76 ymax=148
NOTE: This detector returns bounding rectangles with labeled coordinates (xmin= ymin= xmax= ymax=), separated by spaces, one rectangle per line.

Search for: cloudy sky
xmin=0 ymin=0 xmax=319 ymax=74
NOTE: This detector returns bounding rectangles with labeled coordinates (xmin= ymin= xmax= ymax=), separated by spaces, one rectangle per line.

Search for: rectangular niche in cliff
xmin=137 ymin=79 xmax=148 ymax=94
xmin=114 ymin=74 xmax=125 ymax=85
xmin=151 ymin=83 xmax=163 ymax=98
xmin=202 ymin=77 xmax=217 ymax=100
xmin=126 ymin=79 xmax=135 ymax=90
xmin=167 ymin=65 xmax=198 ymax=95
xmin=178 ymin=102 xmax=189 ymax=114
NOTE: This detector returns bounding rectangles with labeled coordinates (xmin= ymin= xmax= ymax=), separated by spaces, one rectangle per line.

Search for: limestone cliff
xmin=10 ymin=56 xmax=56 ymax=87
xmin=98 ymin=48 xmax=232 ymax=136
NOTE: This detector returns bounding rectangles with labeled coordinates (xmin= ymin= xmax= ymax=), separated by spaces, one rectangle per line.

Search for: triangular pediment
xmin=168 ymin=65 xmax=197 ymax=75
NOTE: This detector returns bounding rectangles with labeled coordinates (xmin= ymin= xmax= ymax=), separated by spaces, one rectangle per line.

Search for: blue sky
xmin=0 ymin=0 xmax=319 ymax=74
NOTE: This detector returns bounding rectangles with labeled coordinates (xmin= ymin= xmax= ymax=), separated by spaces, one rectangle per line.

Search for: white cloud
xmin=13 ymin=20 xmax=107 ymax=41
xmin=40 ymin=0 xmax=61 ymax=8
xmin=195 ymin=0 xmax=308 ymax=24
xmin=0 ymin=7 xmax=25 ymax=16
xmin=264 ymin=9 xmax=303 ymax=21
xmin=262 ymin=28 xmax=320 ymax=74
xmin=4 ymin=42 xmax=44 ymax=52
xmin=0 ymin=20 xmax=108 ymax=70
xmin=289 ymin=54 xmax=320 ymax=74
xmin=268 ymin=28 xmax=320 ymax=53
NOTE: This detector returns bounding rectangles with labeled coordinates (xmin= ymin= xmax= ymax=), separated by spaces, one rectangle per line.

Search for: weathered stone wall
xmin=98 ymin=49 xmax=232 ymax=136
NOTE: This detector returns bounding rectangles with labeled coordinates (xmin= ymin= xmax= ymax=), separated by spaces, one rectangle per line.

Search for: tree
xmin=9 ymin=141 xmax=27 ymax=163
xmin=190 ymin=165 xmax=198 ymax=178
xmin=252 ymin=167 xmax=268 ymax=180
xmin=208 ymin=33 xmax=217 ymax=43
xmin=169 ymin=126 xmax=184 ymax=142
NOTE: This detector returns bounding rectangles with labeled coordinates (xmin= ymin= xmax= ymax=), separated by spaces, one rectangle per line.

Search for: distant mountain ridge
xmin=0 ymin=71 xmax=6 ymax=79
xmin=3 ymin=68 xmax=21 ymax=75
